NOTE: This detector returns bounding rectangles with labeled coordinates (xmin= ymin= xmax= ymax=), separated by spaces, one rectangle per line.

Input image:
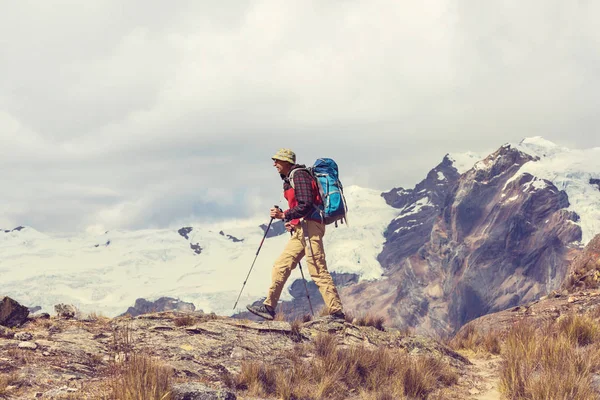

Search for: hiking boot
xmin=246 ymin=304 xmax=275 ymax=320
xmin=330 ymin=310 xmax=346 ymax=321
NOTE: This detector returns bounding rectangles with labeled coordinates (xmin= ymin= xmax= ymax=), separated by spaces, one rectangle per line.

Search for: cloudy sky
xmin=1 ymin=0 xmax=599 ymax=233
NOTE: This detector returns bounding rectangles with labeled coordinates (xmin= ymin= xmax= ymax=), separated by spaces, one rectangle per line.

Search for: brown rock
xmin=171 ymin=382 xmax=236 ymax=400
xmin=14 ymin=332 xmax=33 ymax=341
xmin=0 ymin=296 xmax=29 ymax=327
xmin=18 ymin=341 xmax=37 ymax=350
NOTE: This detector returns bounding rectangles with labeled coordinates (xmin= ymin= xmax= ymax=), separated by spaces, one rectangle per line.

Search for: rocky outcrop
xmin=121 ymin=297 xmax=196 ymax=317
xmin=178 ymin=227 xmax=193 ymax=240
xmin=177 ymin=227 xmax=204 ymax=254
xmin=591 ymin=178 xmax=600 ymax=191
xmin=0 ymin=297 xmax=29 ymax=328
xmin=28 ymin=306 xmax=42 ymax=314
xmin=379 ymin=155 xmax=461 ymax=271
xmin=455 ymin=289 xmax=600 ymax=339
xmin=2 ymin=226 xmax=25 ymax=233
xmin=0 ymin=311 xmax=473 ymax=399
xmin=342 ymin=144 xmax=583 ymax=336
xmin=563 ymin=234 xmax=600 ymax=291
xmin=190 ymin=243 xmax=203 ymax=254
xmin=219 ymin=231 xmax=243 ymax=243
xmin=259 ymin=220 xmax=287 ymax=238
xmin=54 ymin=304 xmax=78 ymax=319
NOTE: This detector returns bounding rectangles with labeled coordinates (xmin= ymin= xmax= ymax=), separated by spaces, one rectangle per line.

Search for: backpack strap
xmin=340 ymin=184 xmax=349 ymax=227
xmin=288 ymin=168 xmax=309 ymax=189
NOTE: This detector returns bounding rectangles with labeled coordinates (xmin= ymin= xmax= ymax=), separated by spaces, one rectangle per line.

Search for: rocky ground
xmin=456 ymin=289 xmax=600 ymax=339
xmin=455 ymin=288 xmax=600 ymax=398
xmin=0 ymin=303 xmax=503 ymax=400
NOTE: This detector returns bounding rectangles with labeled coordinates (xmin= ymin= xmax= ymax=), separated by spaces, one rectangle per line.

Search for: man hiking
xmin=246 ymin=148 xmax=345 ymax=320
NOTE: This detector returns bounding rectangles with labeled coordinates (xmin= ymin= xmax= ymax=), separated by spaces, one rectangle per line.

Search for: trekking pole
xmin=297 ymin=258 xmax=315 ymax=317
xmin=277 ymin=206 xmax=315 ymax=317
xmin=232 ymin=205 xmax=278 ymax=311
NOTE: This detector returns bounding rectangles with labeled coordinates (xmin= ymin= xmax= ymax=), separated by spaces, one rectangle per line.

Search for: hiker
xmin=246 ymin=148 xmax=345 ymax=320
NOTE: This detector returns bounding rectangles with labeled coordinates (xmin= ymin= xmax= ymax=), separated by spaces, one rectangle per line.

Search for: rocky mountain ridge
xmin=456 ymin=234 xmax=600 ymax=342
xmin=340 ymin=142 xmax=584 ymax=335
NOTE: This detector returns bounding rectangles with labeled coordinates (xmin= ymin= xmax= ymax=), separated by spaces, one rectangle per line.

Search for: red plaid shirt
xmin=282 ymin=165 xmax=320 ymax=223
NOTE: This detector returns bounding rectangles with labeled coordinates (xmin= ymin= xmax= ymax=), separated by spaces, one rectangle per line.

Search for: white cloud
xmin=1 ymin=0 xmax=599 ymax=232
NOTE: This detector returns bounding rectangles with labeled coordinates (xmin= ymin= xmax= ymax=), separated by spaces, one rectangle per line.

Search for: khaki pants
xmin=264 ymin=220 xmax=343 ymax=313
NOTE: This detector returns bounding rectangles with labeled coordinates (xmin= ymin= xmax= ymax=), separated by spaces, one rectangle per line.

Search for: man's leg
xmin=301 ymin=221 xmax=343 ymax=314
xmin=263 ymin=229 xmax=305 ymax=310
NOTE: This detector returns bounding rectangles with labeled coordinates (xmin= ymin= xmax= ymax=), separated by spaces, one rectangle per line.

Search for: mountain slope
xmin=340 ymin=138 xmax=597 ymax=335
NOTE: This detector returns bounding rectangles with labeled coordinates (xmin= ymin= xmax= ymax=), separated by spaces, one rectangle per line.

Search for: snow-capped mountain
xmin=1 ymin=137 xmax=598 ymax=335
xmin=514 ymin=137 xmax=600 ymax=244
xmin=0 ymin=186 xmax=398 ymax=318
xmin=343 ymin=137 xmax=599 ymax=335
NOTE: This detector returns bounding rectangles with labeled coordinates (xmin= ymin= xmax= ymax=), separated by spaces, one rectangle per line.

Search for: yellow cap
xmin=271 ymin=148 xmax=296 ymax=164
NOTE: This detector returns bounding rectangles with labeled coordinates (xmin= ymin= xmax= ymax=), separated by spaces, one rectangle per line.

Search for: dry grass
xmin=353 ymin=313 xmax=386 ymax=331
xmin=563 ymin=255 xmax=600 ymax=291
xmin=109 ymin=324 xmax=134 ymax=359
xmin=0 ymin=372 xmax=20 ymax=397
xmin=173 ymin=315 xmax=196 ymax=327
xmin=104 ymin=353 xmax=172 ymax=400
xmin=6 ymin=348 xmax=34 ymax=364
xmin=0 ymin=328 xmax=14 ymax=339
xmin=342 ymin=310 xmax=355 ymax=323
xmin=40 ymin=320 xmax=53 ymax=329
xmin=556 ymin=314 xmax=600 ymax=346
xmin=83 ymin=311 xmax=109 ymax=322
xmin=449 ymin=323 xmax=501 ymax=355
xmin=289 ymin=318 xmax=304 ymax=342
xmin=53 ymin=393 xmax=83 ymax=400
xmin=274 ymin=311 xmax=286 ymax=321
xmin=233 ymin=332 xmax=458 ymax=399
xmin=500 ymin=316 xmax=600 ymax=400
xmin=86 ymin=351 xmax=106 ymax=367
xmin=102 ymin=323 xmax=173 ymax=400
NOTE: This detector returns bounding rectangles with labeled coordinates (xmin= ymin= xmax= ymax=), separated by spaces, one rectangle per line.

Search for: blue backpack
xmin=291 ymin=158 xmax=348 ymax=226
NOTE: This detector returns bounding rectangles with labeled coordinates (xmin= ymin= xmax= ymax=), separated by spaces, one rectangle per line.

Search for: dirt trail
xmin=469 ymin=355 xmax=503 ymax=400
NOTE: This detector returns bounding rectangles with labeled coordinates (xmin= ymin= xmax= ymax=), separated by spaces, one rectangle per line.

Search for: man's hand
xmin=270 ymin=207 xmax=285 ymax=220
xmin=284 ymin=222 xmax=294 ymax=232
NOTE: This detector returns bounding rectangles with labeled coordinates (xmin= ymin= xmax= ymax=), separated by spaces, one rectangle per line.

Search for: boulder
xmin=0 ymin=296 xmax=30 ymax=327
xmin=18 ymin=341 xmax=37 ymax=350
xmin=54 ymin=304 xmax=77 ymax=319
xmin=120 ymin=297 xmax=196 ymax=317
xmin=171 ymin=383 xmax=236 ymax=400
xmin=14 ymin=332 xmax=33 ymax=341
